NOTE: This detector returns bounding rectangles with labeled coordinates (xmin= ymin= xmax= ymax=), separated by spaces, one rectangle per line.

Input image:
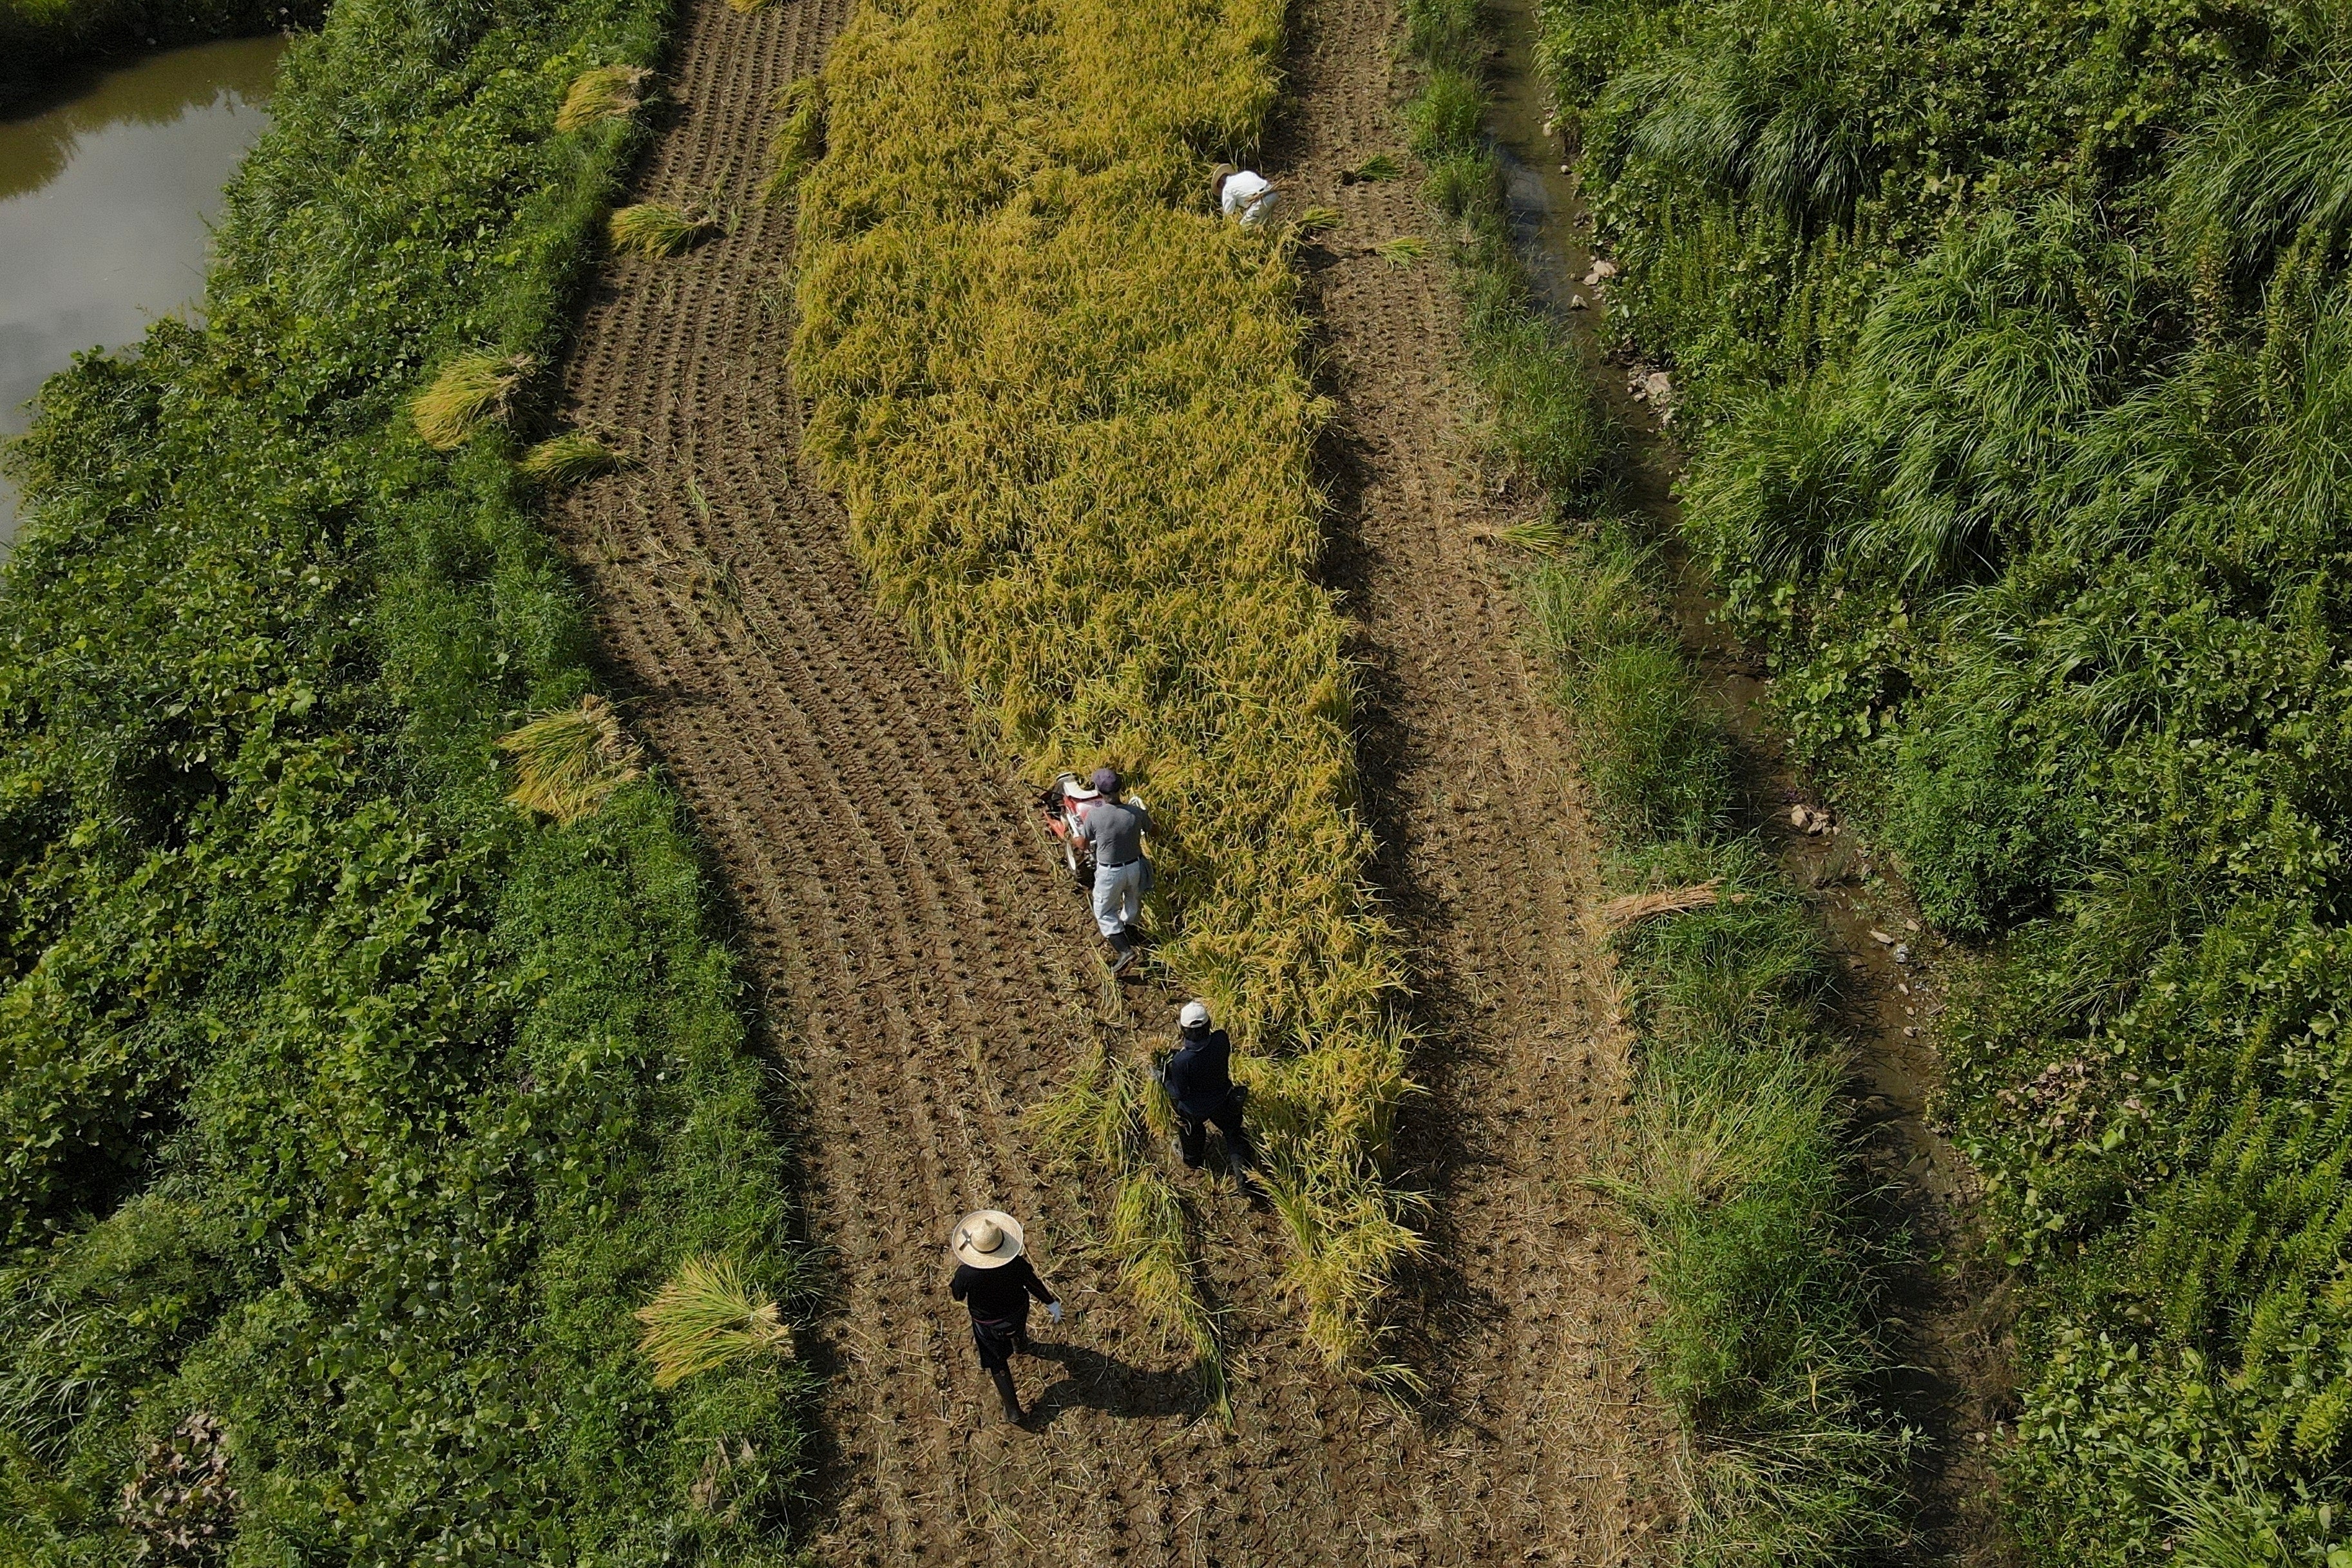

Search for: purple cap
xmin=1091 ymin=767 xmax=1121 ymax=796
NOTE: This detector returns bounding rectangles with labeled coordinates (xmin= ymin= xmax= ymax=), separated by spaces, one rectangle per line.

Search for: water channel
xmin=0 ymin=35 xmax=287 ymax=544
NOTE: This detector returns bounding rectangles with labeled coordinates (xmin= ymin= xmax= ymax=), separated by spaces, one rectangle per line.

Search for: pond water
xmin=0 ymin=35 xmax=287 ymax=544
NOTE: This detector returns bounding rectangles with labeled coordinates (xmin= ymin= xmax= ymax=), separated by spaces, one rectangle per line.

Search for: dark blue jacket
xmin=1162 ymin=1027 xmax=1236 ymax=1118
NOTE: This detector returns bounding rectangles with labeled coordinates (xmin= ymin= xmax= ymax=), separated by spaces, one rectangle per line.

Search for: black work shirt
xmin=950 ymin=1257 xmax=1055 ymax=1323
xmin=1162 ymin=1027 xmax=1235 ymax=1118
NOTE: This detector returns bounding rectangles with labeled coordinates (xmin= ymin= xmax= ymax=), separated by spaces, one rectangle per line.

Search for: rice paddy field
xmin=8 ymin=0 xmax=2349 ymax=1544
xmin=787 ymin=0 xmax=1419 ymax=1370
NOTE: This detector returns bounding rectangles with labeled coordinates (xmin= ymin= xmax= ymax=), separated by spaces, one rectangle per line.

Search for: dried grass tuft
xmin=555 ymin=64 xmax=653 ymax=133
xmin=1598 ymin=878 xmax=1723 ymax=932
xmin=496 ymin=694 xmax=644 ymax=822
xmin=608 ymin=201 xmax=718 ymax=258
xmin=635 ymin=1253 xmax=794 ymax=1389
xmin=519 ymin=430 xmax=633 ymax=484
xmin=1496 ymin=515 xmax=1575 ymax=553
xmin=412 ymin=352 xmax=535 ymax=450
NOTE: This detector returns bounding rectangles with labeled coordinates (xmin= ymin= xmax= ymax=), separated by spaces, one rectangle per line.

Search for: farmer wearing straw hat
xmin=1210 ymin=163 xmax=1279 ymax=227
xmin=1161 ymin=1000 xmax=1255 ymax=1173
xmin=1071 ymin=766 xmax=1154 ymax=976
xmin=948 ymin=1209 xmax=1062 ymax=1425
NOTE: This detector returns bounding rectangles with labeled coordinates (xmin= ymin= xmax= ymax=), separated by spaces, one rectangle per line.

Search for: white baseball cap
xmin=1179 ymin=1001 xmax=1211 ymax=1029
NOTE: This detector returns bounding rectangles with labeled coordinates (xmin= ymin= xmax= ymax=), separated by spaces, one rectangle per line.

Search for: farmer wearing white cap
xmin=948 ymin=1209 xmax=1062 ymax=1424
xmin=1160 ymin=1001 xmax=1255 ymax=1172
xmin=1071 ymin=766 xmax=1154 ymax=975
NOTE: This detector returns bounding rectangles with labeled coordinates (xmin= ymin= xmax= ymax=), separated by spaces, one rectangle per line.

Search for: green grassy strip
xmin=0 ymin=0 xmax=811 ymax=1555
xmin=1402 ymin=3 xmax=1911 ymax=1558
xmin=1538 ymin=0 xmax=2352 ymax=1555
xmin=783 ymin=0 xmax=1420 ymax=1368
xmin=1526 ymin=533 xmax=1913 ymax=1566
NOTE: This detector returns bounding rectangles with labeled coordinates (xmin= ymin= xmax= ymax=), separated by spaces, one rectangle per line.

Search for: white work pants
xmin=1092 ymin=859 xmax=1145 ymax=938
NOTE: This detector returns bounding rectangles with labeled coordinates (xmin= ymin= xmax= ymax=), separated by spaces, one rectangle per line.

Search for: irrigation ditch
xmin=1456 ymin=0 xmax=2023 ymax=1558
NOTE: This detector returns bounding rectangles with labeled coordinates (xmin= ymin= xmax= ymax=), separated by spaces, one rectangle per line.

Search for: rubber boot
xmin=1107 ymin=929 xmax=1138 ymax=976
xmin=990 ymin=1367 xmax=1026 ymax=1426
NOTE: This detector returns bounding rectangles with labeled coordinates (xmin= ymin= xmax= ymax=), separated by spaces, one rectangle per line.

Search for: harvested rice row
xmin=785 ymin=0 xmax=1419 ymax=1364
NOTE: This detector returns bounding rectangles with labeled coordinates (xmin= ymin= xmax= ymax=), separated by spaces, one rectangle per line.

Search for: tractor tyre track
xmin=544 ymin=0 xmax=1675 ymax=1560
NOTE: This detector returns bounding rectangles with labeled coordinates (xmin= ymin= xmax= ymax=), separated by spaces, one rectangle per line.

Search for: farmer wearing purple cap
xmin=1071 ymin=766 xmax=1154 ymax=975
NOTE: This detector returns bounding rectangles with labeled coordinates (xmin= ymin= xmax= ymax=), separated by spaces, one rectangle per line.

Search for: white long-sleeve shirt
xmin=1219 ymin=169 xmax=1277 ymax=227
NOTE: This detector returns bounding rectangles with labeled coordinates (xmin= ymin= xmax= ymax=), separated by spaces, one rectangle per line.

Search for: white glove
xmin=1046 ymin=1302 xmax=1064 ymax=1325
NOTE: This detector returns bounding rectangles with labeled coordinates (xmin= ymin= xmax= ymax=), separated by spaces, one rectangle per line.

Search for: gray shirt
xmin=1075 ymin=799 xmax=1154 ymax=866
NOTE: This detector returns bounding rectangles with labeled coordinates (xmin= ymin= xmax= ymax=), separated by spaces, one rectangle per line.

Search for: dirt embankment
xmin=543 ymin=0 xmax=1676 ymax=1558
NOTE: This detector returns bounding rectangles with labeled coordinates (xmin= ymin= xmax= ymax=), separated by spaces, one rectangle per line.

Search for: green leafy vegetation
xmin=0 ymin=0 xmax=811 ymax=1555
xmin=785 ymin=0 xmax=1420 ymax=1369
xmin=1543 ymin=0 xmax=2352 ymax=1553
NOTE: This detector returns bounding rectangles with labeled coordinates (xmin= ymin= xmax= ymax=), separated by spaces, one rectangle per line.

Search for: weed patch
xmin=1404 ymin=14 xmax=1912 ymax=1555
xmin=1545 ymin=0 xmax=2352 ymax=1548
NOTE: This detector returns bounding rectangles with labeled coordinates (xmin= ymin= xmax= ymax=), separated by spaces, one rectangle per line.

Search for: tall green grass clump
xmin=0 ymin=0 xmax=812 ymax=1553
xmin=1533 ymin=530 xmax=1911 ymax=1565
xmin=1547 ymin=0 xmax=2352 ymax=1551
xmin=785 ymin=0 xmax=1417 ymax=1366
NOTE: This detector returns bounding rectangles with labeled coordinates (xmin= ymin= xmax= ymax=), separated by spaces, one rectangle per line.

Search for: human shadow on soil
xmin=1017 ymin=1341 xmax=1214 ymax=1427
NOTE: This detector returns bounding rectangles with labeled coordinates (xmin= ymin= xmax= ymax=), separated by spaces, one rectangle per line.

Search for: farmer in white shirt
xmin=1219 ymin=167 xmax=1277 ymax=227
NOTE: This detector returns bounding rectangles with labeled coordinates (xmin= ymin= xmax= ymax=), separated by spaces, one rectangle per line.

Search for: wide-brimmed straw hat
xmin=951 ymin=1209 xmax=1026 ymax=1269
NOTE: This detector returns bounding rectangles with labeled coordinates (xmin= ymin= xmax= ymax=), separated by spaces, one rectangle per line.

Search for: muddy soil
xmin=542 ymin=0 xmax=1676 ymax=1559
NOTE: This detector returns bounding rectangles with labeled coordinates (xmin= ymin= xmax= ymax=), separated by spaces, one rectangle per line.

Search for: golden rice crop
xmin=790 ymin=0 xmax=1415 ymax=1365
xmin=519 ymin=430 xmax=632 ymax=484
xmin=608 ymin=201 xmax=717 ymax=258
xmin=411 ymin=352 xmax=535 ymax=450
xmin=555 ymin=63 xmax=653 ymax=133
xmin=1374 ymin=235 xmax=1428 ymax=267
xmin=635 ymin=1253 xmax=795 ymax=1389
xmin=496 ymin=694 xmax=644 ymax=822
xmin=763 ymin=79 xmax=827 ymax=203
